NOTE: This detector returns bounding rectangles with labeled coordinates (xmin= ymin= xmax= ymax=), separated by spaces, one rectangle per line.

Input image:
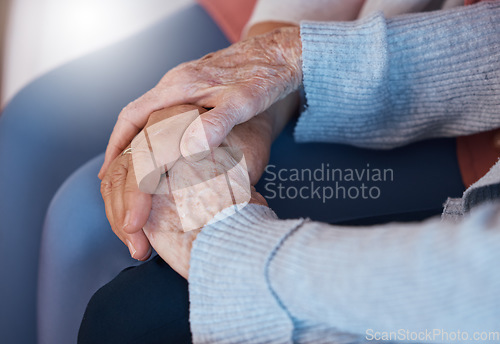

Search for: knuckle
xmin=205 ymin=114 xmax=232 ymax=138
xmin=161 ymin=65 xmax=185 ymax=83
xmin=123 ymin=179 xmax=139 ymax=195
xmin=110 ymin=141 xmax=125 ymax=155
xmin=225 ymin=97 xmax=247 ymax=119
xmin=109 ymin=164 xmax=128 ymax=186
xmin=171 ymin=62 xmax=199 ymax=83
xmin=120 ymin=90 xmax=154 ymax=119
xmin=236 ymin=87 xmax=265 ymax=117
xmin=120 ymin=101 xmax=135 ymax=117
xmin=143 ymin=88 xmax=160 ymax=103
xmin=100 ymin=179 xmax=112 ymax=197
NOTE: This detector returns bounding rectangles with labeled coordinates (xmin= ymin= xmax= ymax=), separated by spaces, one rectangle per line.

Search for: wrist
xmin=273 ymin=26 xmax=303 ymax=94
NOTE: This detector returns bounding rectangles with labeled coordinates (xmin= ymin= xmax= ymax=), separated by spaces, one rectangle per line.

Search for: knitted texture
xmin=190 ymin=202 xmax=500 ymax=343
xmin=189 ymin=3 xmax=500 ymax=343
xmin=296 ymin=2 xmax=500 ymax=148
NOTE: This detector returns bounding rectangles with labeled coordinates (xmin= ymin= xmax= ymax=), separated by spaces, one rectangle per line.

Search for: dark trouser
xmin=78 ymin=256 xmax=191 ymax=344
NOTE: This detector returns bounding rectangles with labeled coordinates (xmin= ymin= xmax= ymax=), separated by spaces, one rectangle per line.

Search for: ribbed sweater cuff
xmin=297 ymin=13 xmax=390 ymax=147
xmin=188 ymin=204 xmax=305 ymax=344
xmin=296 ymin=2 xmax=500 ymax=148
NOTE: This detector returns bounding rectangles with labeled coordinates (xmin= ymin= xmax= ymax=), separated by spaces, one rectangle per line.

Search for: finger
xmin=122 ymin=155 xmax=153 ymax=236
xmin=109 ymin=155 xmax=130 ymax=233
xmin=180 ymin=104 xmax=243 ymax=161
xmin=108 ymin=155 xmax=152 ymax=260
xmin=101 ymin=170 xmax=116 ymax=232
xmin=98 ymin=90 xmax=166 ymax=179
xmin=105 ymin=156 xmax=152 ymax=260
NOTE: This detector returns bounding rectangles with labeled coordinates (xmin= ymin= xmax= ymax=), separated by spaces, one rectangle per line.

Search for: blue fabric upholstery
xmin=0 ymin=4 xmax=229 ymax=343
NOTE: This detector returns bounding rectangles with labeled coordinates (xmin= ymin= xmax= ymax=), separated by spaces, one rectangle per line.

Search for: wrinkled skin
xmin=100 ymin=104 xmax=272 ymax=263
xmin=156 ymin=145 xmax=252 ymax=233
xmin=144 ymin=168 xmax=267 ymax=279
xmin=98 ymin=27 xmax=302 ymax=179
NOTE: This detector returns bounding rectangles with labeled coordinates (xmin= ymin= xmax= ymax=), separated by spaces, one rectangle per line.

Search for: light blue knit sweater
xmin=189 ymin=3 xmax=500 ymax=343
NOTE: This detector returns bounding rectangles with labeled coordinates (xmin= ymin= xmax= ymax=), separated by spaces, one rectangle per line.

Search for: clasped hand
xmin=97 ymin=27 xmax=301 ymax=180
xmin=100 ymin=105 xmax=270 ymax=278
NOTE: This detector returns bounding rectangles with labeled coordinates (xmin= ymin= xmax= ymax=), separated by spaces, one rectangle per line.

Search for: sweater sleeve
xmin=296 ymin=2 xmax=500 ymax=149
xmin=189 ymin=203 xmax=500 ymax=343
xmin=188 ymin=205 xmax=303 ymax=344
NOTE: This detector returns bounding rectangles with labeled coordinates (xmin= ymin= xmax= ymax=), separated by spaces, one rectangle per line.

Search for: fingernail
xmin=138 ymin=246 xmax=152 ymax=261
xmin=126 ymin=240 xmax=137 ymax=259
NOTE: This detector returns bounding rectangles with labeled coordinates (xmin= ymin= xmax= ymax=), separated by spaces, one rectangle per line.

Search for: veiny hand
xmin=98 ymin=26 xmax=301 ymax=179
xmin=101 ymin=104 xmax=274 ymax=260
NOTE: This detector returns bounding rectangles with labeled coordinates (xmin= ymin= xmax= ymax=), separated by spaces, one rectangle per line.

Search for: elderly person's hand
xmin=98 ymin=26 xmax=302 ymax=179
xmin=145 ymin=185 xmax=268 ymax=279
xmin=100 ymin=104 xmax=274 ymax=260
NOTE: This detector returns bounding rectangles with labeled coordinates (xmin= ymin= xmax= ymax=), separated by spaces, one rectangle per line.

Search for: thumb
xmin=180 ymin=107 xmax=238 ymax=161
xmin=122 ymin=158 xmax=153 ymax=235
xmin=125 ymin=231 xmax=152 ymax=261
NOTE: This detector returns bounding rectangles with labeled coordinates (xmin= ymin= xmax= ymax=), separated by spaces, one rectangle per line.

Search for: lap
xmin=78 ymin=256 xmax=190 ymax=344
xmin=80 ymin=124 xmax=466 ymax=342
xmin=259 ymin=123 xmax=465 ymax=224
